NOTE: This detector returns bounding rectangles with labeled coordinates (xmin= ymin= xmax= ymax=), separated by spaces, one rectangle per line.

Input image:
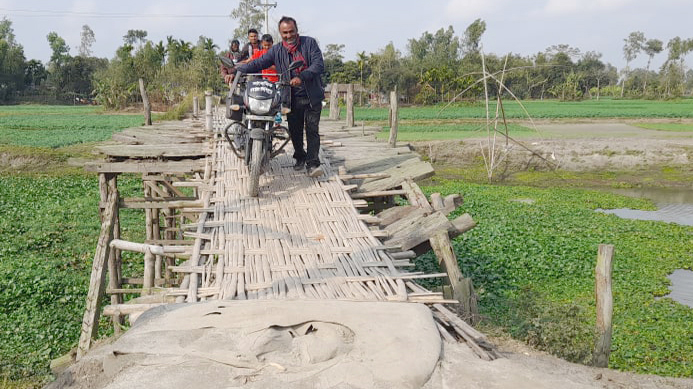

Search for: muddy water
xmin=667 ymin=270 xmax=693 ymax=308
xmin=597 ymin=188 xmax=693 ymax=308
xmin=598 ymin=187 xmax=693 ymax=226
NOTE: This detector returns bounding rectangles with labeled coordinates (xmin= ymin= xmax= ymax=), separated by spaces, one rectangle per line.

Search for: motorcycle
xmin=218 ymin=56 xmax=304 ymax=197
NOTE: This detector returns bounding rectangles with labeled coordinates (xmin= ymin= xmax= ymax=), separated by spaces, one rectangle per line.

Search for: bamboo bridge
xmin=74 ymin=95 xmax=497 ymax=366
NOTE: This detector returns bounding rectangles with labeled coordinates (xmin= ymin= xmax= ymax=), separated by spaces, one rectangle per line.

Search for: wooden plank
xmin=84 ymin=160 xmax=206 ymax=173
xmin=430 ymin=231 xmax=478 ymax=323
xmin=94 ymin=144 xmax=211 ymax=158
xmin=77 ymin=191 xmax=117 ymax=360
xmin=401 ymin=180 xmax=434 ymax=212
xmin=359 ymin=158 xmax=435 ymax=192
xmin=343 ymin=154 xmax=418 ymax=174
xmin=351 ymin=189 xmax=407 ymax=199
xmin=384 ymin=211 xmax=453 ymax=252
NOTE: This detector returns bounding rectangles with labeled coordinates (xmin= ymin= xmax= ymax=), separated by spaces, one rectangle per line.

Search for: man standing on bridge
xmin=231 ymin=16 xmax=325 ymax=178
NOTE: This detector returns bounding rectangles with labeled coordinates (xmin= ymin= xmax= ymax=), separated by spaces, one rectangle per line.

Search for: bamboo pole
xmin=388 ymin=90 xmax=399 ymax=147
xmin=329 ymin=83 xmax=340 ymax=120
xmin=346 ymin=84 xmax=355 ymax=127
xmin=593 ymin=244 xmax=614 ymax=368
xmin=205 ymin=91 xmax=213 ymax=131
xmin=138 ymin=78 xmax=152 ymax=126
xmin=105 ymin=174 xmax=123 ymax=333
xmin=193 ymin=96 xmax=199 ymax=118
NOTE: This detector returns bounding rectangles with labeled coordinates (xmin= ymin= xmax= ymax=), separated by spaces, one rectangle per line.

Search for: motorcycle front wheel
xmin=248 ymin=138 xmax=264 ymax=197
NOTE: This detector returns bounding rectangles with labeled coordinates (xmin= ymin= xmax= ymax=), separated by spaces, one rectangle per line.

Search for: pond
xmin=597 ymin=187 xmax=693 ymax=308
xmin=597 ymin=187 xmax=693 ymax=226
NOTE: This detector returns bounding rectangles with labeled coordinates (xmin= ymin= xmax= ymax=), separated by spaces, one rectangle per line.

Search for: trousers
xmin=287 ymin=97 xmax=322 ymax=168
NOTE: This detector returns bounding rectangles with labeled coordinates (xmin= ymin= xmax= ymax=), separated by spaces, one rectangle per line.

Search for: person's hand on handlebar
xmin=224 ymin=74 xmax=234 ymax=84
xmin=289 ymin=77 xmax=302 ymax=87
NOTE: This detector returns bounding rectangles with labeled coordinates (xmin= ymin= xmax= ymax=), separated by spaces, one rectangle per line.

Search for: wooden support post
xmin=430 ymin=230 xmax=478 ymax=324
xmin=205 ymin=91 xmax=213 ymax=131
xmin=142 ymin=176 xmax=156 ymax=291
xmin=77 ymin=191 xmax=118 ymax=360
xmin=138 ymin=78 xmax=152 ymax=126
xmin=388 ymin=90 xmax=399 ymax=147
xmin=329 ymin=83 xmax=340 ymax=120
xmin=163 ymin=183 xmax=176 ymax=284
xmin=105 ymin=175 xmax=123 ymax=333
xmin=193 ymin=96 xmax=199 ymax=118
xmin=143 ymin=250 xmax=155 ymax=295
xmin=593 ymin=244 xmax=614 ymax=368
xmin=346 ymin=84 xmax=355 ymax=127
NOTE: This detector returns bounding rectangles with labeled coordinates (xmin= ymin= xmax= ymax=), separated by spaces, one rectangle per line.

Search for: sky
xmin=1 ymin=0 xmax=692 ymax=71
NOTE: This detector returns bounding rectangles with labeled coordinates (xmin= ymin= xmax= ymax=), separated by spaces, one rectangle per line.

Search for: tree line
xmin=1 ymin=13 xmax=693 ymax=108
xmin=0 ymin=17 xmax=222 ymax=108
xmin=325 ymin=21 xmax=693 ymax=104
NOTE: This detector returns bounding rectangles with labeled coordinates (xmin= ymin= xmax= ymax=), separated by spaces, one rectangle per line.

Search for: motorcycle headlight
xmin=248 ymin=97 xmax=272 ymax=115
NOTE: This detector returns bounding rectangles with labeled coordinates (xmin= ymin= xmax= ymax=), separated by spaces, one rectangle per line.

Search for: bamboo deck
xmin=171 ymin=111 xmax=439 ymax=303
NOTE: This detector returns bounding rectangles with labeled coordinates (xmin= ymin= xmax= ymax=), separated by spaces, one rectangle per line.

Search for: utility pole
xmin=258 ymin=1 xmax=277 ymax=34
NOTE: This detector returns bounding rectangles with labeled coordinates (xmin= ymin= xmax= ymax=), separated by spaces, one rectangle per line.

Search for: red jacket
xmin=251 ymin=49 xmax=279 ymax=82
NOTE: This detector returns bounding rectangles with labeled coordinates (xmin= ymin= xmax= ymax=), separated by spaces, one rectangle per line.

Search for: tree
xmin=576 ymin=51 xmax=606 ymax=98
xmin=356 ymin=51 xmax=369 ymax=104
xmin=323 ymin=43 xmax=345 ymax=84
xmin=197 ymin=36 xmax=218 ymax=52
xmin=621 ymin=31 xmax=645 ymax=97
xmin=79 ymin=25 xmax=95 ymax=57
xmin=24 ymin=59 xmax=47 ymax=88
xmin=0 ymin=17 xmax=26 ymax=101
xmin=47 ymin=32 xmax=70 ymax=69
xmin=462 ymin=18 xmax=486 ymax=55
xmin=546 ymin=44 xmax=582 ymax=61
xmin=230 ymin=0 xmax=263 ymax=39
xmin=661 ymin=36 xmax=693 ymax=97
xmin=642 ymin=38 xmax=663 ymax=93
xmin=123 ymin=29 xmax=148 ymax=47
xmin=0 ymin=16 xmax=17 ymax=46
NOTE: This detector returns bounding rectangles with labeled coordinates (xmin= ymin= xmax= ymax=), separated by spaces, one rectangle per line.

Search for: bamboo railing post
xmin=388 ymin=90 xmax=399 ymax=147
xmin=138 ymin=78 xmax=152 ymax=126
xmin=329 ymin=83 xmax=340 ymax=120
xmin=105 ymin=174 xmax=123 ymax=333
xmin=205 ymin=91 xmax=213 ymax=131
xmin=346 ymin=84 xmax=355 ymax=127
xmin=593 ymin=244 xmax=614 ymax=368
xmin=163 ymin=181 xmax=176 ymax=284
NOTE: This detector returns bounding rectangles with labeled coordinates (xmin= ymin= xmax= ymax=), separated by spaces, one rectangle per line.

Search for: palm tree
xmin=356 ymin=51 xmax=368 ymax=105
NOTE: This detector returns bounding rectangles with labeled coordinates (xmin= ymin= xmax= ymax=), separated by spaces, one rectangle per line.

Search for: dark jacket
xmin=236 ymin=36 xmax=325 ymax=109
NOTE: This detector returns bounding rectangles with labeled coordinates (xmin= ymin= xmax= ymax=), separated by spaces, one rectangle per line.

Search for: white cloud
xmin=543 ymin=0 xmax=634 ymax=15
xmin=444 ymin=0 xmax=503 ymax=19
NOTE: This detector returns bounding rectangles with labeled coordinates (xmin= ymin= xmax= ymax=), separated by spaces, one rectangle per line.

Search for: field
xmin=330 ymin=97 xmax=693 ymax=120
xmin=1 ymin=101 xmax=692 ymax=386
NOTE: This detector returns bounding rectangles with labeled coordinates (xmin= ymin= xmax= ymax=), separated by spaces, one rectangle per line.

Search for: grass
xmin=0 ymin=107 xmax=144 ymax=148
xmin=417 ymin=179 xmax=693 ymax=377
xmin=631 ymin=123 xmax=693 ymax=132
xmin=0 ymin=105 xmax=148 ymax=176
xmin=374 ymin=122 xmax=534 ymax=141
xmin=326 ymin=98 xmax=693 ymax=122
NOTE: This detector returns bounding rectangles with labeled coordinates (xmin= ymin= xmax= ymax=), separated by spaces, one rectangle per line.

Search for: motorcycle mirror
xmin=218 ymin=55 xmax=235 ymax=69
xmin=288 ymin=60 xmax=304 ymax=71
